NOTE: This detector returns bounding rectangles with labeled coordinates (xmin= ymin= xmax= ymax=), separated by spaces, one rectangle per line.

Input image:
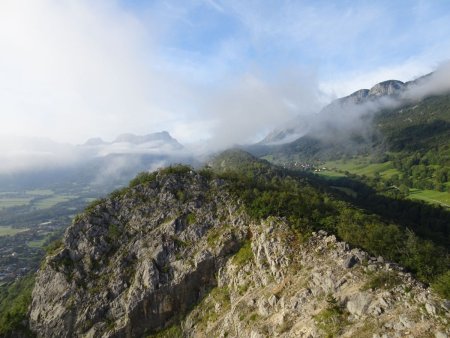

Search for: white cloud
xmin=0 ymin=0 xmax=179 ymax=143
xmin=0 ymin=0 xmax=449 ymax=158
xmin=319 ymin=57 xmax=439 ymax=98
xmin=200 ymin=68 xmax=324 ymax=151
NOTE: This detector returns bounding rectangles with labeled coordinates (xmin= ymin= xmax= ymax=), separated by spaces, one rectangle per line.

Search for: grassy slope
xmin=324 ymin=158 xmax=401 ymax=178
xmin=321 ymin=158 xmax=450 ymax=208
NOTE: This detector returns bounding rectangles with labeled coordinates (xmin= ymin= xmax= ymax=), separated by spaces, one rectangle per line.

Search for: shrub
xmin=160 ymin=165 xmax=192 ymax=176
xmin=186 ymin=213 xmax=196 ymax=225
xmin=233 ymin=241 xmax=253 ymax=266
xmin=108 ymin=224 xmax=121 ymax=242
xmin=362 ymin=271 xmax=402 ymax=291
xmin=129 ymin=171 xmax=158 ymax=188
xmin=44 ymin=239 xmax=63 ymax=255
xmin=0 ymin=274 xmax=35 ymax=336
xmin=85 ymin=198 xmax=105 ymax=214
xmin=432 ymin=270 xmax=450 ymax=299
xmin=314 ymin=295 xmax=347 ymax=337
xmin=147 ymin=324 xmax=183 ymax=338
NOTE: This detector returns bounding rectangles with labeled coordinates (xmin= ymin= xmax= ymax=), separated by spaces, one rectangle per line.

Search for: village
xmin=0 ymin=221 xmax=63 ymax=285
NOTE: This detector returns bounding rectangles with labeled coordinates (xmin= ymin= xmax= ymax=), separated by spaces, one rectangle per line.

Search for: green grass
xmin=25 ymin=189 xmax=54 ymax=196
xmin=316 ymin=170 xmax=346 ymax=180
xmin=362 ymin=271 xmax=402 ymax=291
xmin=0 ymin=190 xmax=77 ymax=211
xmin=0 ymin=274 xmax=35 ymax=336
xmin=232 ymin=241 xmax=253 ymax=266
xmin=27 ymin=239 xmax=47 ymax=248
xmin=0 ymin=197 xmax=32 ymax=209
xmin=33 ymin=195 xmax=77 ymax=209
xmin=314 ymin=295 xmax=347 ymax=337
xmin=0 ymin=226 xmax=28 ymax=237
xmin=323 ymin=158 xmax=450 ymax=208
xmin=261 ymin=154 xmax=274 ymax=162
xmin=27 ymin=233 xmax=53 ymax=248
xmin=147 ymin=324 xmax=182 ymax=338
xmin=380 ymin=168 xmax=401 ymax=178
xmin=408 ymin=189 xmax=450 ymax=208
xmin=324 ymin=159 xmax=400 ymax=178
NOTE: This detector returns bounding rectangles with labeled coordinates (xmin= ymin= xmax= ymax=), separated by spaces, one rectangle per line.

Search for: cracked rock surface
xmin=30 ymin=170 xmax=449 ymax=338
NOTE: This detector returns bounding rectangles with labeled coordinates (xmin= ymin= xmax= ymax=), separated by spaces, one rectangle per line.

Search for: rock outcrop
xmin=30 ymin=169 xmax=248 ymax=337
xmin=30 ymin=169 xmax=450 ymax=337
xmin=184 ymin=227 xmax=449 ymax=338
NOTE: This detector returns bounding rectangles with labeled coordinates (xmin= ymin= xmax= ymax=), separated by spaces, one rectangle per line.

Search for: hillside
xmin=249 ymin=84 xmax=450 ymax=210
xmin=22 ymin=152 xmax=450 ymax=337
xmin=253 ymin=92 xmax=450 ymax=163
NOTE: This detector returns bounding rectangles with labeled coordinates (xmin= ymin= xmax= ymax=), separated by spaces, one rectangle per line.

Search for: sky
xmin=1 ymin=0 xmax=450 ymax=149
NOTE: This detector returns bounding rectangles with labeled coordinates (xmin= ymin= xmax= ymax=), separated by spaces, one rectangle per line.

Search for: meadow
xmin=0 ymin=189 xmax=78 ymax=211
xmin=0 ymin=226 xmax=28 ymax=237
xmin=319 ymin=158 xmax=450 ymax=208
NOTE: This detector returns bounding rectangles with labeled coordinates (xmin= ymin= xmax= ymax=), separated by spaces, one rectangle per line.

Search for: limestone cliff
xmin=29 ymin=167 xmax=449 ymax=338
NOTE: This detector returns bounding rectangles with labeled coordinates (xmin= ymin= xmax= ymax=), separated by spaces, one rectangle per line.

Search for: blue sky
xmin=119 ymin=0 xmax=450 ymax=90
xmin=0 ymin=0 xmax=450 ymax=148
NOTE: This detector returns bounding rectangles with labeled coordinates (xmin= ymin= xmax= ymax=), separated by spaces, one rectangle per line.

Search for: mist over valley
xmin=1 ymin=1 xmax=450 ymax=337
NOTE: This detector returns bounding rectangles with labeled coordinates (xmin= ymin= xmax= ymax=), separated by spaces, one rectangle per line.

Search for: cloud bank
xmin=1 ymin=0 xmax=450 ymax=162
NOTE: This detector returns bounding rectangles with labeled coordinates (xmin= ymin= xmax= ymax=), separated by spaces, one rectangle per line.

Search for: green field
xmin=27 ymin=235 xmax=52 ymax=248
xmin=324 ymin=159 xmax=401 ymax=178
xmin=33 ymin=195 xmax=77 ymax=209
xmin=0 ymin=197 xmax=32 ymax=209
xmin=26 ymin=189 xmax=54 ymax=196
xmin=316 ymin=170 xmax=346 ymax=180
xmin=0 ymin=190 xmax=79 ymax=211
xmin=0 ymin=226 xmax=28 ymax=236
xmin=408 ymin=189 xmax=450 ymax=208
xmin=319 ymin=158 xmax=450 ymax=208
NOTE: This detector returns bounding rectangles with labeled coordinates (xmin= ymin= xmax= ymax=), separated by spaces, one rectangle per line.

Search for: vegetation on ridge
xmin=0 ymin=274 xmax=35 ymax=337
xmin=206 ymin=150 xmax=450 ymax=298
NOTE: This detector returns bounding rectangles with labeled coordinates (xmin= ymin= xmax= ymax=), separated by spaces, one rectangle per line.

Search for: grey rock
xmin=346 ymin=293 xmax=372 ymax=317
xmin=426 ymin=302 xmax=437 ymax=316
xmin=268 ymin=294 xmax=278 ymax=307
xmin=442 ymin=300 xmax=450 ymax=311
xmin=28 ymin=167 xmax=450 ymax=338
xmin=343 ymin=255 xmax=359 ymax=269
xmin=399 ymin=315 xmax=413 ymax=329
xmin=258 ymin=299 xmax=270 ymax=317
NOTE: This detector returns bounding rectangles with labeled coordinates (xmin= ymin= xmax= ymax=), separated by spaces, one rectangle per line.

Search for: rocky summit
xmin=29 ymin=166 xmax=449 ymax=338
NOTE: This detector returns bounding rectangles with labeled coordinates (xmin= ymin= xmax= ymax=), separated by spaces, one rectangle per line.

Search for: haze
xmin=1 ymin=0 xmax=450 ymax=152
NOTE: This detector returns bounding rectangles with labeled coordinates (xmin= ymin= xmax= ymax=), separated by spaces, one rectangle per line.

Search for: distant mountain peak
xmin=368 ymin=80 xmax=405 ymax=97
xmin=83 ymin=137 xmax=106 ymax=146
xmin=113 ymin=131 xmax=179 ymax=145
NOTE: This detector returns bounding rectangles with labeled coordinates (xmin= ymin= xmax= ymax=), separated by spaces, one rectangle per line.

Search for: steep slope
xmin=251 ymin=90 xmax=450 ymax=166
xmin=257 ymin=78 xmax=409 ymax=147
xmin=185 ymin=227 xmax=449 ymax=338
xmin=29 ymin=153 xmax=450 ymax=337
xmin=30 ymin=166 xmax=248 ymax=337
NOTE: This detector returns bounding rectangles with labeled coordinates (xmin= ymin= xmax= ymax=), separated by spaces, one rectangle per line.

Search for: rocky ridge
xmin=185 ymin=225 xmax=449 ymax=337
xmin=259 ymin=75 xmax=429 ymax=145
xmin=29 ymin=168 xmax=449 ymax=337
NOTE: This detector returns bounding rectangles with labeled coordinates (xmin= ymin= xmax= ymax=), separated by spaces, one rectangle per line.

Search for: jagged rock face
xmin=184 ymin=228 xmax=450 ymax=338
xmin=368 ymin=80 xmax=405 ymax=97
xmin=322 ymin=80 xmax=405 ymax=114
xmin=348 ymin=88 xmax=370 ymax=103
xmin=113 ymin=131 xmax=181 ymax=147
xmin=30 ymin=171 xmax=449 ymax=338
xmin=30 ymin=171 xmax=248 ymax=338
